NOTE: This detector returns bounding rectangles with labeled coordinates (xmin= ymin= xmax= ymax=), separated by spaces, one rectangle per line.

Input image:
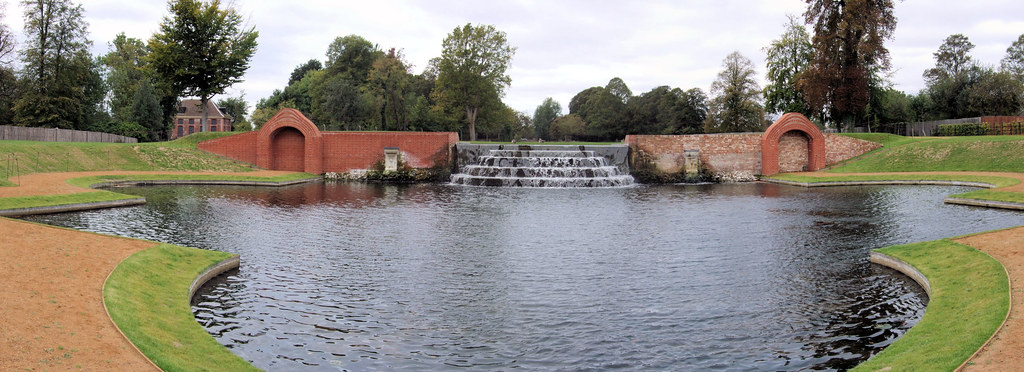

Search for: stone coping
xmin=0 ymin=197 xmax=146 ymax=217
xmin=869 ymin=251 xmax=931 ymax=296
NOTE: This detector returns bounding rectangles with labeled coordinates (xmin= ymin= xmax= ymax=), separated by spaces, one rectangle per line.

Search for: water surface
xmin=23 ymin=182 xmax=1024 ymax=370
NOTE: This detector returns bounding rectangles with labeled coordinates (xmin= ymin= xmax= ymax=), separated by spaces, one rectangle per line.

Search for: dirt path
xmin=0 ymin=170 xmax=294 ymax=370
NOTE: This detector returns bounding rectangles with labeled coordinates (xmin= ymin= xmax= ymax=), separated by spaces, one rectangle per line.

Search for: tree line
xmin=253 ymin=23 xmax=518 ymax=141
xmin=0 ymin=0 xmax=256 ymax=142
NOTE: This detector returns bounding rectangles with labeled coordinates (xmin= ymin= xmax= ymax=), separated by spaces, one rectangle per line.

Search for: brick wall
xmin=626 ymin=132 xmax=881 ymax=178
xmin=198 ymin=123 xmax=458 ymax=174
xmin=322 ymin=132 xmax=459 ymax=171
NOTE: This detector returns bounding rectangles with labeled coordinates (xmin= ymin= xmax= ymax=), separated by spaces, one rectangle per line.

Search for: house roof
xmin=177 ymin=99 xmax=232 ymax=119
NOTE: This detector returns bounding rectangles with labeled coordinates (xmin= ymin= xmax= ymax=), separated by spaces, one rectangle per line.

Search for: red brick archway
xmin=761 ymin=113 xmax=825 ymax=176
xmin=257 ymin=108 xmax=323 ymax=174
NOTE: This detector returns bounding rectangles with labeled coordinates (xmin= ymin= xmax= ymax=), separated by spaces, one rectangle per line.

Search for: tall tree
xmin=763 ymin=15 xmax=813 ymax=118
xmin=0 ymin=2 xmax=15 ymax=65
xmin=605 ymin=77 xmax=632 ymax=104
xmin=217 ymin=95 xmax=250 ymax=130
xmin=434 ymin=23 xmax=516 ymax=141
xmin=149 ymin=0 xmax=258 ymax=132
xmin=325 ymin=34 xmax=379 ymax=83
xmin=16 ymin=0 xmax=97 ymax=129
xmin=924 ymin=34 xmax=975 ymax=85
xmin=289 ymin=59 xmax=322 ymax=86
xmin=1002 ymin=34 xmax=1024 ymax=82
xmin=704 ymin=52 xmax=765 ymax=133
xmin=100 ymin=33 xmax=149 ymax=124
xmin=532 ymin=97 xmax=561 ymax=140
xmin=798 ymin=0 xmax=897 ymax=130
xmin=367 ymin=48 xmax=412 ymax=130
xmin=129 ymin=80 xmax=162 ymax=141
xmin=569 ymin=86 xmax=626 ymax=140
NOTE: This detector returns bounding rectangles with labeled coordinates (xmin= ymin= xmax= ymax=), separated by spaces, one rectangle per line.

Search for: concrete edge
xmin=945 ymin=197 xmax=1024 ymax=211
xmin=89 ymin=177 xmax=321 ymax=188
xmin=0 ymin=197 xmax=147 ymax=217
xmin=189 ymin=255 xmax=240 ymax=301
xmin=869 ymin=251 xmax=932 ymax=297
xmin=763 ymin=178 xmax=996 ymax=189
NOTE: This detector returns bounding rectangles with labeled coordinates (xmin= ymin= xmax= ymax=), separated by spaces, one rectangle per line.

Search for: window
xmin=177 ymin=126 xmax=183 ymax=138
xmin=210 ymin=126 xmax=217 ymax=132
xmin=188 ymin=126 xmax=194 ymax=134
xmin=211 ymin=119 xmax=218 ymax=125
xmin=189 ymin=118 xmax=194 ymax=124
xmin=178 ymin=106 xmax=186 ymax=114
xmin=177 ymin=119 xmax=183 ymax=125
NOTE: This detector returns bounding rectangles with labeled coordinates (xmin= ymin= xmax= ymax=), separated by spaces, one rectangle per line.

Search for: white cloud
xmin=4 ymin=0 xmax=1024 ymax=118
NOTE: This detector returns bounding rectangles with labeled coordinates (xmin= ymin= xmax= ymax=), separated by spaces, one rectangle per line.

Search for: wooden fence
xmin=0 ymin=125 xmax=137 ymax=143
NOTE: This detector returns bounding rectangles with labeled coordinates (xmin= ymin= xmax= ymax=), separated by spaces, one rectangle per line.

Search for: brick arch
xmin=256 ymin=108 xmax=323 ymax=174
xmin=761 ymin=113 xmax=825 ymax=176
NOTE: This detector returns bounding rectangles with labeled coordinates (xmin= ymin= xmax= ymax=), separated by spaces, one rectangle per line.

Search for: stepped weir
xmin=451 ymin=144 xmax=634 ymax=187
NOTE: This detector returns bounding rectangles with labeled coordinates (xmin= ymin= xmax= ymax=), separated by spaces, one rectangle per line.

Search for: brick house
xmin=171 ymin=99 xmax=233 ymax=139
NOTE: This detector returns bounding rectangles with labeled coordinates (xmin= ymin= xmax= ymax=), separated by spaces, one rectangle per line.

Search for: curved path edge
xmin=767 ymin=171 xmax=1024 ymax=371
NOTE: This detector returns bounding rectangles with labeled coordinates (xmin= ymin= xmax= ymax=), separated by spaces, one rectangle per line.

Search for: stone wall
xmin=626 ymin=132 xmax=881 ymax=180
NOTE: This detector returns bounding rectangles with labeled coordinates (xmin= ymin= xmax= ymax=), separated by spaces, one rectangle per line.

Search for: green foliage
xmin=105 ymin=244 xmax=258 ymax=371
xmin=532 ymin=97 xmax=561 ymax=140
xmin=217 ymin=95 xmax=250 ymax=130
xmin=148 ymin=0 xmax=258 ymax=132
xmin=100 ymin=33 xmax=150 ymax=124
xmin=367 ymin=48 xmax=412 ymax=131
xmin=16 ymin=0 xmax=102 ymax=130
xmin=288 ymin=58 xmax=322 ymax=86
xmin=1003 ymin=33 xmax=1024 ymax=82
xmin=549 ymin=113 xmax=585 ymax=141
xmin=325 ymin=35 xmax=380 ymax=83
xmin=924 ymin=34 xmax=975 ymax=85
xmin=628 ymin=86 xmax=707 ymax=135
xmin=763 ymin=15 xmax=813 ymax=117
xmin=704 ymin=51 xmax=765 ymax=133
xmin=935 ymin=123 xmax=991 ymax=136
xmin=130 ymin=80 xmax=162 ymax=141
xmin=569 ymin=86 xmax=626 ymax=140
xmin=434 ymin=23 xmax=516 ymax=141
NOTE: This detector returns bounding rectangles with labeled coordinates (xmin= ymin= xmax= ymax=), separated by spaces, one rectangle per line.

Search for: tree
xmin=434 ymin=23 xmax=516 ymax=141
xmin=16 ymin=0 xmax=97 ymax=129
xmin=217 ymin=95 xmax=250 ymax=130
xmin=924 ymin=34 xmax=975 ymax=85
xmin=0 ymin=2 xmax=15 ymax=65
xmin=569 ymin=86 xmax=626 ymax=140
xmin=149 ymin=0 xmax=258 ymax=132
xmin=289 ymin=59 xmax=322 ymax=86
xmin=325 ymin=35 xmax=379 ymax=83
xmin=367 ymin=48 xmax=412 ymax=130
xmin=763 ymin=15 xmax=813 ymax=118
xmin=1002 ymin=34 xmax=1024 ymax=82
xmin=549 ymin=114 xmax=585 ymax=141
xmin=100 ymin=33 xmax=149 ymax=124
xmin=704 ymin=52 xmax=765 ymax=133
xmin=532 ymin=97 xmax=561 ymax=140
xmin=798 ymin=0 xmax=897 ymax=130
xmin=129 ymin=80 xmax=161 ymax=141
xmin=964 ymin=69 xmax=1024 ymax=116
xmin=605 ymin=77 xmax=632 ymax=104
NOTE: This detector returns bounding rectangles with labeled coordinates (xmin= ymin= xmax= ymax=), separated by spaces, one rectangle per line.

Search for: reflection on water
xmin=22 ymin=182 xmax=1024 ymax=371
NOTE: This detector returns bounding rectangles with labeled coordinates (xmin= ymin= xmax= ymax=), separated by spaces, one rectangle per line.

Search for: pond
xmin=22 ymin=182 xmax=1024 ymax=371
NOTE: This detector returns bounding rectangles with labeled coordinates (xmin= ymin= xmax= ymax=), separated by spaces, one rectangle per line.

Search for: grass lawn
xmin=104 ymin=244 xmax=258 ymax=372
xmin=0 ymin=190 xmax=140 ymax=211
xmin=1 ymin=133 xmax=255 ymax=186
xmin=829 ymin=135 xmax=1024 ymax=173
xmin=853 ymin=240 xmax=1008 ymax=371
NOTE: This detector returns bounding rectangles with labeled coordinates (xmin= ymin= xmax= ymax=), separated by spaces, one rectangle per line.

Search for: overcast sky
xmin=5 ymin=0 xmax=1024 ymax=118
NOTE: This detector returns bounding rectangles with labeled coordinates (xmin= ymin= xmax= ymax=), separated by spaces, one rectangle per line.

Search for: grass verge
xmin=766 ymin=172 xmax=1024 ymax=206
xmin=828 ymin=135 xmax=1024 ymax=173
xmin=1 ymin=133 xmax=256 ymax=186
xmin=0 ymin=190 xmax=140 ymax=210
xmin=104 ymin=244 xmax=257 ymax=372
xmin=66 ymin=172 xmax=318 ymax=188
xmin=854 ymin=240 xmax=1008 ymax=371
